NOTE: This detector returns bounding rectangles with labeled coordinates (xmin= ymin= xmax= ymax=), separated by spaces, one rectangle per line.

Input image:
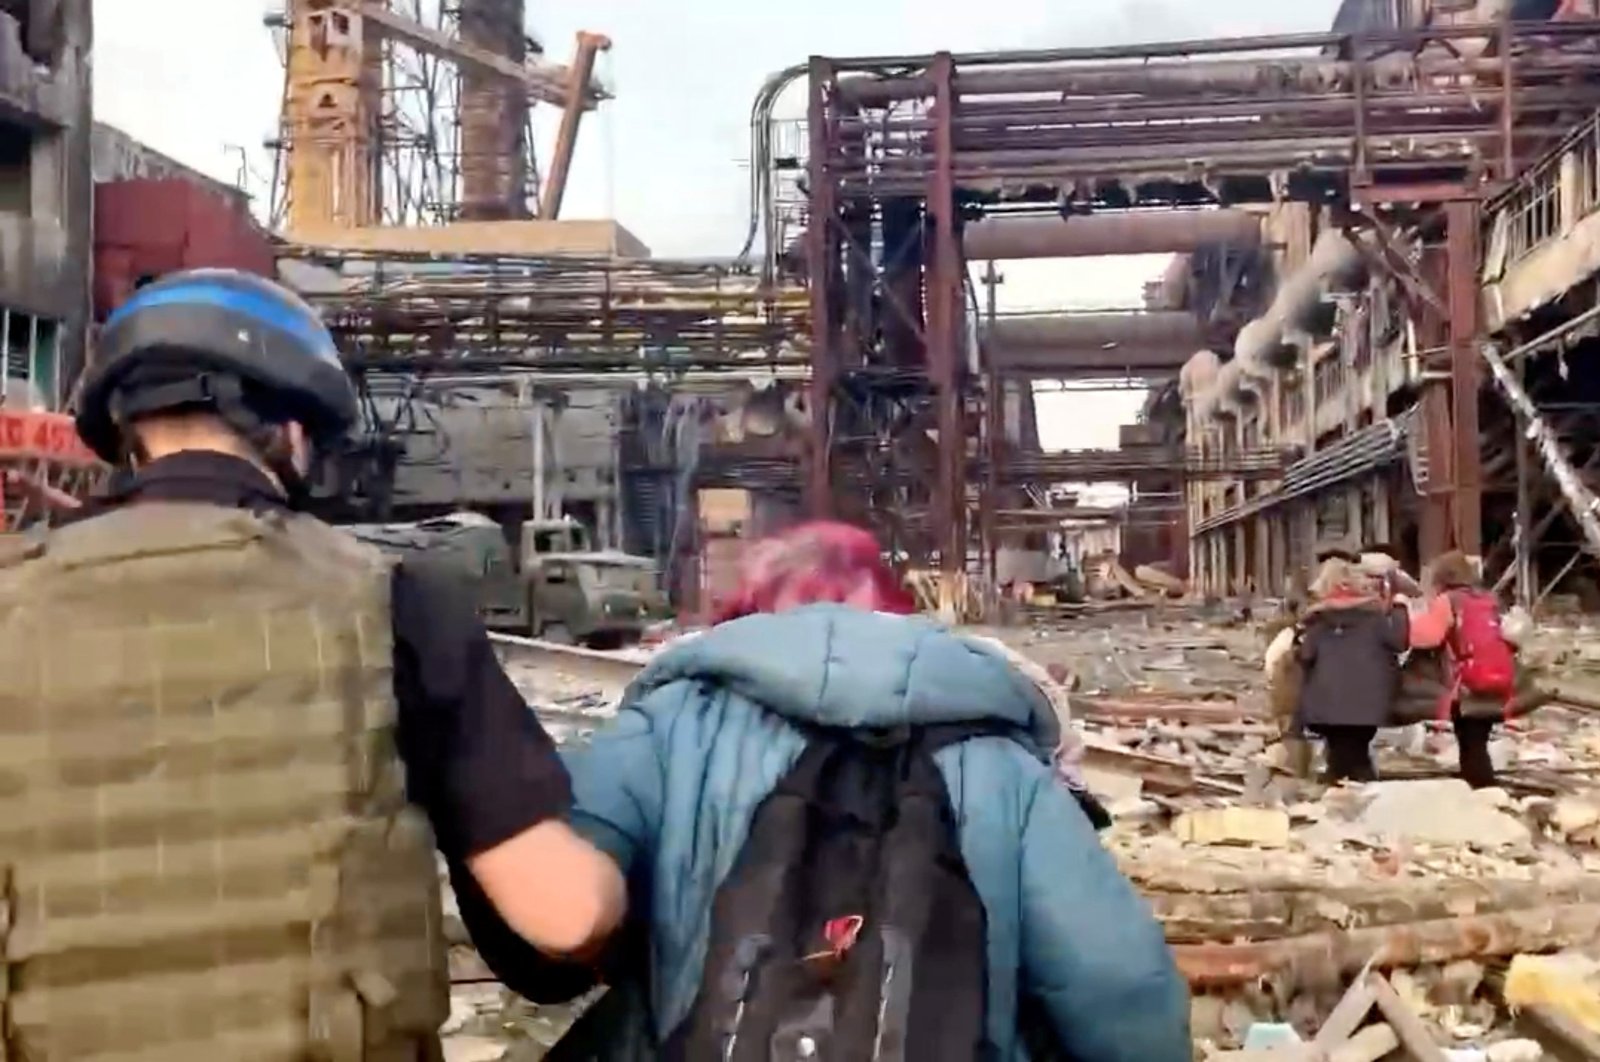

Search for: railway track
xmin=489 ymin=631 xmax=650 ymax=689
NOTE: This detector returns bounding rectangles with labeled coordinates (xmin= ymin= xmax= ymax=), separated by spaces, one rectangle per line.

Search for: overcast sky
xmin=91 ymin=0 xmax=1344 ymax=449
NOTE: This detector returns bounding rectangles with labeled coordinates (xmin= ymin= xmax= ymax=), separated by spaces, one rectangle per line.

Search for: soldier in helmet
xmin=0 ymin=270 xmax=626 ymax=1060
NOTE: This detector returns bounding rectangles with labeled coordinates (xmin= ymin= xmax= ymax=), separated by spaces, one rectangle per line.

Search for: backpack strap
xmin=913 ymin=722 xmax=1114 ymax=831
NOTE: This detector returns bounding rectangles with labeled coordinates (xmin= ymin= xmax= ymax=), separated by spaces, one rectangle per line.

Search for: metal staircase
xmin=1481 ymin=341 xmax=1600 ymax=557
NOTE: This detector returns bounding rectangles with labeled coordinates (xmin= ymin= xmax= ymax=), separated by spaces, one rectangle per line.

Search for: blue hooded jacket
xmin=562 ymin=605 xmax=1191 ymax=1061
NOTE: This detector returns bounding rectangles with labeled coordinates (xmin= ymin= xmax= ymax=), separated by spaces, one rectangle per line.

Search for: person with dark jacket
xmin=467 ymin=522 xmax=1191 ymax=1061
xmin=1296 ymin=556 xmax=1410 ymax=782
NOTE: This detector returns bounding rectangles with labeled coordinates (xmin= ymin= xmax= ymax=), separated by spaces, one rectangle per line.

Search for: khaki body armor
xmin=0 ymin=503 xmax=447 ymax=1061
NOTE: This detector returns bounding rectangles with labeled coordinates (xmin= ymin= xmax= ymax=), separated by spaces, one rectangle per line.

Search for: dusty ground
xmin=447 ymin=609 xmax=1600 ymax=1060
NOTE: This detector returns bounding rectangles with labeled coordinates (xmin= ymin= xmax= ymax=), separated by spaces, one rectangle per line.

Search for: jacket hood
xmin=628 ymin=604 xmax=1058 ymax=748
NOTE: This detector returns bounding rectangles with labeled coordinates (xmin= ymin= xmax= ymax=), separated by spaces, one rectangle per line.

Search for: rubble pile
xmin=1027 ymin=615 xmax=1600 ymax=1055
xmin=454 ymin=616 xmax=1600 ymax=1058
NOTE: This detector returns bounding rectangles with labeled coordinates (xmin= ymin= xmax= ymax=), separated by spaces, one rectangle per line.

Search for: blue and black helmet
xmin=77 ymin=269 xmax=358 ymax=462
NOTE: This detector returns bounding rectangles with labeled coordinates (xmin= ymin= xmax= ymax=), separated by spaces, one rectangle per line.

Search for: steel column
xmin=928 ymin=52 xmax=964 ymax=577
xmin=806 ymin=57 xmax=837 ymax=519
xmin=982 ymin=261 xmax=1002 ymax=593
xmin=1447 ymin=199 xmax=1484 ymax=556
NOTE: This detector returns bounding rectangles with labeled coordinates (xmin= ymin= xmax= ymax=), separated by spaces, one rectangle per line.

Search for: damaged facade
xmin=1182 ymin=0 xmax=1600 ymax=608
xmin=0 ymin=0 xmax=90 ymax=411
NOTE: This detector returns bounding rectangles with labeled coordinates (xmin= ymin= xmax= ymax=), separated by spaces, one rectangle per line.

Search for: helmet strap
xmin=111 ymin=371 xmax=311 ymax=507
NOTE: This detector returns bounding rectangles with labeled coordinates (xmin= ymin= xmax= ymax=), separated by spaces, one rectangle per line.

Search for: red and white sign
xmin=0 ymin=410 xmax=100 ymax=468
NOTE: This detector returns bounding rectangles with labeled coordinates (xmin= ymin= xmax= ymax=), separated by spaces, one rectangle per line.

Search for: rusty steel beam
xmin=538 ymin=32 xmax=611 ymax=220
xmin=806 ymin=58 xmax=836 ymax=520
xmin=964 ymin=211 xmax=1259 ymax=260
xmin=1448 ymin=199 xmax=1484 ymax=556
xmin=928 ymin=52 xmax=963 ymax=577
xmin=825 ymin=21 xmax=1600 ymax=102
xmin=995 ymin=447 xmax=1289 ymax=483
xmin=818 ymin=21 xmax=1600 ymax=79
xmin=348 ymin=1 xmax=600 ymax=107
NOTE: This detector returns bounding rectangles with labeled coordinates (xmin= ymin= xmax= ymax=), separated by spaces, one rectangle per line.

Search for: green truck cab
xmin=344 ymin=512 xmax=665 ymax=648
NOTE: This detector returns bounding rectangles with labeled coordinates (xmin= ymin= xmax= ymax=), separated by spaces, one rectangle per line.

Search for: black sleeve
xmin=390 ymin=559 xmax=573 ymax=861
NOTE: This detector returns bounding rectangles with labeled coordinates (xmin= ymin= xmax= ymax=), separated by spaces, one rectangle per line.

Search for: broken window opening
xmin=1 ymin=309 xmax=61 ymax=409
xmin=0 ymin=0 xmax=63 ymax=67
xmin=0 ymin=117 xmax=33 ymax=218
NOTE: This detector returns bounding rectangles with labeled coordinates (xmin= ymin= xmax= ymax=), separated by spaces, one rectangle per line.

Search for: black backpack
xmin=664 ymin=722 xmax=1017 ymax=1062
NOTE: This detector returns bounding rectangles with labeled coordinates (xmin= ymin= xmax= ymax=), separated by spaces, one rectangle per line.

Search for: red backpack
xmin=1446 ymin=590 xmax=1516 ymax=700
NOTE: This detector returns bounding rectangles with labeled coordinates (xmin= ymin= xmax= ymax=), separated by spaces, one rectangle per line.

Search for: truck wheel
xmin=542 ymin=623 xmax=574 ymax=645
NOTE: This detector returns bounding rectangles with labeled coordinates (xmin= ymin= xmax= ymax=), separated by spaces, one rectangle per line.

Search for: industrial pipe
xmin=964 ymin=211 xmax=1259 ymax=261
xmin=985 ymin=312 xmax=1205 ymax=350
xmin=1153 ymin=255 xmax=1194 ymax=312
xmin=990 ymin=345 xmax=1202 ymax=378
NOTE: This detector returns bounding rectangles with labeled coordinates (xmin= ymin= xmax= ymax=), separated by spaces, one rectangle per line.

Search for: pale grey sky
xmin=91 ymin=0 xmax=1344 ymax=448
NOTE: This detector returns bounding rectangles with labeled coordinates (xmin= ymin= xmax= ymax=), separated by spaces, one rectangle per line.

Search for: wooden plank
xmin=1312 ymin=976 xmax=1377 ymax=1047
xmin=1366 ymin=973 xmax=1448 ymax=1062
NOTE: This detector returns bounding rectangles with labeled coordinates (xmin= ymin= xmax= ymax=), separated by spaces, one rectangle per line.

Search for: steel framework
xmin=289 ymin=249 xmax=809 ymax=374
xmin=268 ymin=0 xmax=609 ymax=234
xmin=787 ymin=21 xmax=1600 ymax=579
xmin=283 ymin=246 xmax=811 ymax=522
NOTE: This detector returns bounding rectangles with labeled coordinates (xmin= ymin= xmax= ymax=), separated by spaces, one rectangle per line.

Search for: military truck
xmin=344 ymin=511 xmax=665 ymax=648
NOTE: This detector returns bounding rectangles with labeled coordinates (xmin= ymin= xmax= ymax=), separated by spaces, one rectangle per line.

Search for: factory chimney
xmin=458 ymin=0 xmax=531 ymax=219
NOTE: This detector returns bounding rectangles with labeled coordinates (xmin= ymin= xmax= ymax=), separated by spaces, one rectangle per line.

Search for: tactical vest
xmin=0 ymin=503 xmax=447 ymax=1062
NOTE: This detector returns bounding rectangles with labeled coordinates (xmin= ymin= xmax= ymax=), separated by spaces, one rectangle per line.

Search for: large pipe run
xmin=986 ymin=312 xmax=1205 ymax=350
xmin=990 ymin=345 xmax=1199 ymax=377
xmin=964 ymin=211 xmax=1260 ymax=260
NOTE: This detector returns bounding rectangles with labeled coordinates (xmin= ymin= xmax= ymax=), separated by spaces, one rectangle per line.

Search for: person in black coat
xmin=1296 ymin=557 xmax=1409 ymax=783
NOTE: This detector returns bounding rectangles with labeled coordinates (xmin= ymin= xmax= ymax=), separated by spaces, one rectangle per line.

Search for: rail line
xmin=489 ymin=631 xmax=650 ymax=688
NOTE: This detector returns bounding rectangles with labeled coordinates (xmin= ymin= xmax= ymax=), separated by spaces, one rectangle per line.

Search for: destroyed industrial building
xmin=13 ymin=0 xmax=1600 ymax=1057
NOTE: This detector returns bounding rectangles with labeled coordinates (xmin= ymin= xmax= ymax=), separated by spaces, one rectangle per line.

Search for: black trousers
xmin=1314 ymin=719 xmax=1496 ymax=787
xmin=1313 ymin=725 xmax=1377 ymax=783
xmin=1453 ymin=713 xmax=1497 ymax=789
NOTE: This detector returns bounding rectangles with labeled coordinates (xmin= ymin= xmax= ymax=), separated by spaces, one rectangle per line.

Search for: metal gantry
xmin=785 ymin=20 xmax=1600 ymax=581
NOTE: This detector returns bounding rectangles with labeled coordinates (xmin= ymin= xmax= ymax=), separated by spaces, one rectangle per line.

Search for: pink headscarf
xmin=712 ymin=521 xmax=915 ymax=625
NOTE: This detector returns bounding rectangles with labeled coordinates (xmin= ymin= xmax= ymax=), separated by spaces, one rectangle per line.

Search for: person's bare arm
xmin=468 ymin=819 xmax=627 ymax=958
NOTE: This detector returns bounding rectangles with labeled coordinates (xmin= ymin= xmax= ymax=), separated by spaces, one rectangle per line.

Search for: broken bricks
xmin=1174 ymin=806 xmax=1292 ymax=848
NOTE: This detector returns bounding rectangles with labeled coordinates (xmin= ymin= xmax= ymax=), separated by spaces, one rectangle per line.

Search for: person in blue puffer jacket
xmin=469 ymin=522 xmax=1190 ymax=1061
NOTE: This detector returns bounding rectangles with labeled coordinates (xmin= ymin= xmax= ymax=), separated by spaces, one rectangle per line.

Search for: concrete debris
xmin=1546 ymin=794 xmax=1600 ymax=842
xmin=1484 ymin=1041 xmax=1545 ymax=1062
xmin=1175 ymin=807 xmax=1291 ymax=848
xmin=1080 ymin=764 xmax=1146 ymax=813
xmin=1354 ymin=780 xmax=1532 ymax=849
